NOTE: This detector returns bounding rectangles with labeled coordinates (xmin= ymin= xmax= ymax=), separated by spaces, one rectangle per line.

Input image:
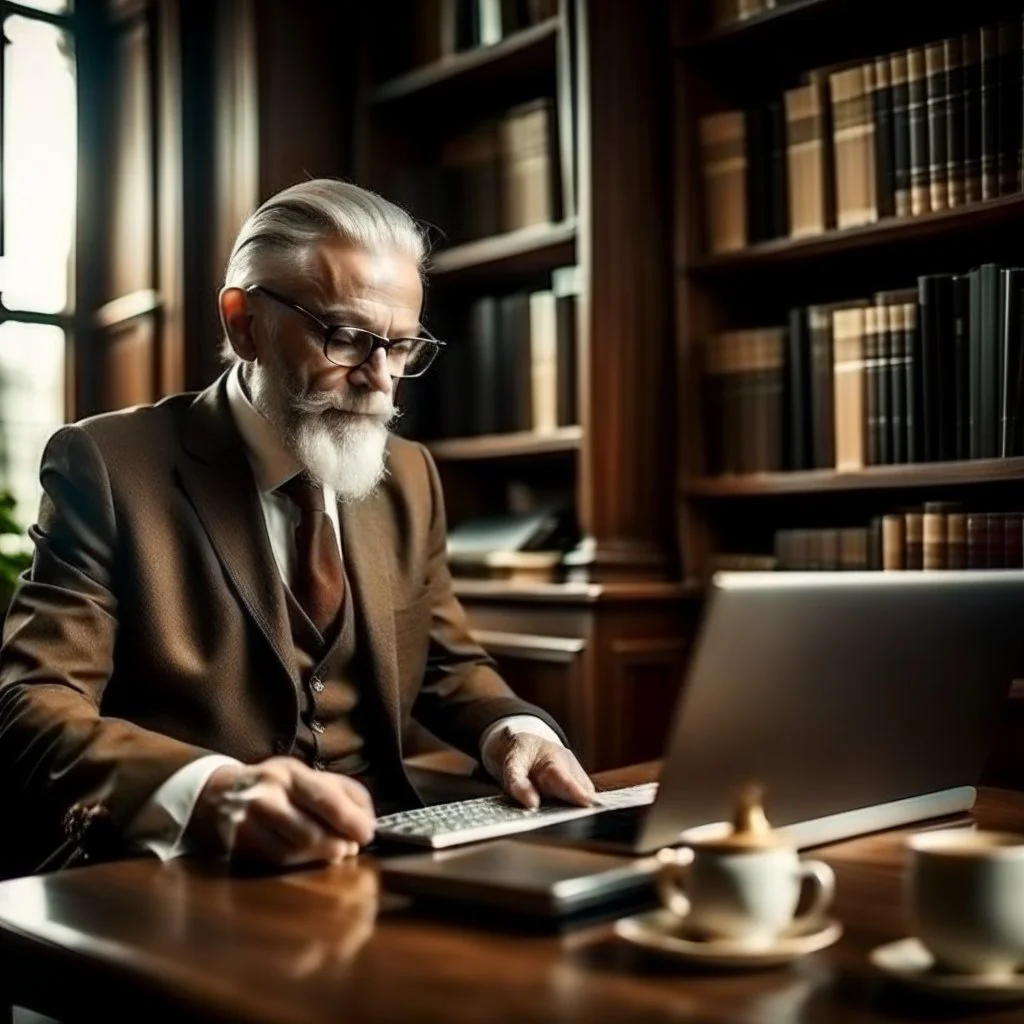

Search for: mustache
xmin=291 ymin=389 xmax=396 ymax=420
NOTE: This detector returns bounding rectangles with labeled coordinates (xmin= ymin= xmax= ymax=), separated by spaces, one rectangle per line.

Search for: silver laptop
xmin=527 ymin=570 xmax=1024 ymax=854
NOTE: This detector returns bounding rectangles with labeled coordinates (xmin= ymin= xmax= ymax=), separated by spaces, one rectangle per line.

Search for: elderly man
xmin=0 ymin=179 xmax=593 ymax=877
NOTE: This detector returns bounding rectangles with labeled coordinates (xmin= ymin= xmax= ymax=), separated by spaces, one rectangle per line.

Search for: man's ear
xmin=219 ymin=287 xmax=257 ymax=361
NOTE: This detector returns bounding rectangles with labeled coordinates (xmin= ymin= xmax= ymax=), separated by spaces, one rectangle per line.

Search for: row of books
xmin=713 ymin=504 xmax=1024 ymax=573
xmin=412 ymin=0 xmax=559 ymax=65
xmin=397 ymin=99 xmax=561 ymax=247
xmin=700 ymin=19 xmax=1024 ymax=252
xmin=703 ymin=263 xmax=1024 ymax=476
xmin=435 ymin=266 xmax=578 ymax=439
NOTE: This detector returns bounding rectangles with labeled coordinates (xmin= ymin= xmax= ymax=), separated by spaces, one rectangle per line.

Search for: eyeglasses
xmin=245 ymin=284 xmax=444 ymax=379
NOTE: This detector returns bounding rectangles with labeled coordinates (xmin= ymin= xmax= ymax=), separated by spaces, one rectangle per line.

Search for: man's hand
xmin=188 ymin=757 xmax=376 ymax=866
xmin=492 ymin=730 xmax=596 ymax=809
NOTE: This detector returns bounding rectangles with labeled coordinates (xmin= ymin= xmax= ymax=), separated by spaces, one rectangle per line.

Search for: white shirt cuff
xmin=479 ymin=715 xmax=563 ymax=782
xmin=127 ymin=754 xmax=242 ymax=861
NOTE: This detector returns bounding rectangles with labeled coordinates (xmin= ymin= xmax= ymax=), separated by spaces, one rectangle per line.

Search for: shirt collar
xmin=225 ymin=361 xmax=302 ymax=494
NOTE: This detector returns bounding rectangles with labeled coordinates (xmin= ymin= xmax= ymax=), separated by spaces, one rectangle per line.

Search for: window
xmin=0 ymin=4 xmax=75 ymax=545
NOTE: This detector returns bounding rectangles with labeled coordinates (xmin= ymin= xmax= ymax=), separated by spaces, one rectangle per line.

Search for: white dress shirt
xmin=130 ymin=362 xmax=560 ymax=859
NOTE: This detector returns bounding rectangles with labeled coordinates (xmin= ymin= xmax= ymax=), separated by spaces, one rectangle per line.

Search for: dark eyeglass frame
xmin=244 ymin=283 xmax=444 ymax=379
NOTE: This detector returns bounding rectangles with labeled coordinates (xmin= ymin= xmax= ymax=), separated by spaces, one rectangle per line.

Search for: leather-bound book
xmin=864 ymin=305 xmax=881 ymax=465
xmin=997 ymin=19 xmax=1022 ymax=196
xmin=784 ymin=306 xmax=813 ymax=471
xmin=925 ymin=42 xmax=950 ymax=211
xmin=946 ymin=508 xmax=968 ymax=569
xmin=832 ymin=308 xmax=867 ymax=471
xmin=873 ymin=54 xmax=896 ymax=217
xmin=962 ymin=30 xmax=982 ymax=203
xmin=952 ymin=274 xmax=971 ymax=460
xmin=868 ymin=516 xmax=884 ymax=570
xmin=969 ymin=264 xmax=1002 ymax=459
xmin=999 ymin=267 xmax=1024 ymax=457
xmin=944 ymin=36 xmax=966 ymax=208
xmin=966 ymin=512 xmax=989 ymax=569
xmin=1005 ymin=511 xmax=1023 ymax=568
xmin=700 ymin=111 xmax=747 ymax=253
xmin=980 ymin=25 xmax=1000 ymax=200
xmin=904 ymin=508 xmax=924 ymax=570
xmin=551 ymin=265 xmax=579 ymax=428
xmin=830 ymin=64 xmax=877 ymax=227
xmin=923 ymin=501 xmax=949 ymax=571
xmin=907 ymin=48 xmax=932 ymax=215
xmin=784 ymin=82 xmax=829 ymax=237
xmin=890 ymin=51 xmax=912 ymax=216
xmin=882 ymin=513 xmax=906 ymax=570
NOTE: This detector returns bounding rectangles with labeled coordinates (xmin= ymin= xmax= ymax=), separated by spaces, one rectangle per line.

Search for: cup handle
xmin=792 ymin=859 xmax=835 ymax=928
xmin=655 ymin=847 xmax=692 ymax=919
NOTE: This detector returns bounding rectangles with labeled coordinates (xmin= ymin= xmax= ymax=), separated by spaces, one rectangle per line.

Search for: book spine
xmin=947 ymin=509 xmax=968 ymax=569
xmin=831 ymin=66 xmax=875 ymax=228
xmin=891 ymin=51 xmax=912 ymax=217
xmin=700 ymin=111 xmax=748 ymax=253
xmin=878 ymin=301 xmax=893 ymax=465
xmin=967 ymin=512 xmax=989 ymax=568
xmin=945 ymin=36 xmax=966 ymax=208
xmin=552 ymin=265 xmax=579 ymax=428
xmin=868 ymin=516 xmax=884 ymax=570
xmin=808 ymin=306 xmax=835 ymax=468
xmin=904 ymin=509 xmax=924 ymax=569
xmin=1000 ymin=267 xmax=1022 ymax=456
xmin=905 ymin=299 xmax=922 ymax=464
xmin=528 ymin=290 xmax=558 ymax=432
xmin=785 ymin=306 xmax=811 ymax=470
xmin=926 ymin=42 xmax=950 ymax=211
xmin=907 ymin=48 xmax=932 ymax=215
xmin=882 ymin=513 xmax=905 ymax=570
xmin=874 ymin=55 xmax=896 ymax=218
xmin=963 ymin=30 xmax=983 ymax=204
xmin=923 ymin=502 xmax=949 ymax=570
xmin=785 ymin=84 xmax=828 ymax=237
xmin=890 ymin=301 xmax=908 ymax=464
xmin=865 ymin=305 xmax=880 ymax=465
xmin=978 ymin=263 xmax=1002 ymax=458
xmin=953 ymin=274 xmax=971 ymax=459
xmin=832 ymin=307 xmax=866 ymax=470
xmin=987 ymin=511 xmax=1006 ymax=568
xmin=997 ymin=18 xmax=1022 ymax=196
xmin=981 ymin=25 xmax=1000 ymax=200
xmin=1006 ymin=511 xmax=1023 ymax=568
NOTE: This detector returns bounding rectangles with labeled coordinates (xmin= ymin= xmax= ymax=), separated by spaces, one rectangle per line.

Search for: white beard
xmin=248 ymin=358 xmax=398 ymax=503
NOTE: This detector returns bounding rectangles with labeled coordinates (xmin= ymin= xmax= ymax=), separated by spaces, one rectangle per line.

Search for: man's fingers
xmin=503 ymin=753 xmax=541 ymax=809
xmin=336 ymin=775 xmax=375 ymax=816
xmin=247 ymin=783 xmax=326 ymax=849
xmin=289 ymin=769 xmax=376 ymax=846
xmin=532 ymin=756 xmax=596 ymax=807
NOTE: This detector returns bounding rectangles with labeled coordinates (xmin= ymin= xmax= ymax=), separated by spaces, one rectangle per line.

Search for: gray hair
xmin=220 ymin=178 xmax=428 ymax=363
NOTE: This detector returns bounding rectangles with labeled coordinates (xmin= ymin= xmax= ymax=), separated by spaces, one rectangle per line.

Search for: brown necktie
xmin=277 ymin=475 xmax=344 ymax=634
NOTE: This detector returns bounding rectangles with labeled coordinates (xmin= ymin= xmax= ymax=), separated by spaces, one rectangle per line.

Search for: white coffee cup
xmin=907 ymin=829 xmax=1024 ymax=977
xmin=657 ymin=840 xmax=835 ymax=949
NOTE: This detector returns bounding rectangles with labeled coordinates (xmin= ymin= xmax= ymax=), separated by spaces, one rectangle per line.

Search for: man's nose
xmin=347 ymin=347 xmax=391 ymax=393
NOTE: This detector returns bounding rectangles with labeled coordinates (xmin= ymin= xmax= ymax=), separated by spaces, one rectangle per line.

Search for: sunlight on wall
xmin=0 ymin=14 xmax=75 ymax=535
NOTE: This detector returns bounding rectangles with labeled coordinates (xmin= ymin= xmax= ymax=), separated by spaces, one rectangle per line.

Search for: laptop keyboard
xmin=375 ymin=782 xmax=659 ymax=849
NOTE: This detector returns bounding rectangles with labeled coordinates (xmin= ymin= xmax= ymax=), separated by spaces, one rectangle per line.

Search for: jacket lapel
xmin=340 ymin=494 xmax=401 ymax=745
xmin=176 ymin=373 xmax=297 ymax=687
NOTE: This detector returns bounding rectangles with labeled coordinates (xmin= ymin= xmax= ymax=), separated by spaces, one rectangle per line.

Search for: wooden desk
xmin=1 ymin=764 xmax=1023 ymax=1024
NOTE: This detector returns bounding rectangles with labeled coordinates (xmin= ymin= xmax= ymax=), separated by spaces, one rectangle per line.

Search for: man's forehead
xmin=303 ymin=242 xmax=422 ymax=318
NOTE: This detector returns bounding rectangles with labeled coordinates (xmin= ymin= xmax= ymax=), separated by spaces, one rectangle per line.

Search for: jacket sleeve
xmin=0 ymin=426 xmax=209 ymax=877
xmin=409 ymin=444 xmax=567 ymax=757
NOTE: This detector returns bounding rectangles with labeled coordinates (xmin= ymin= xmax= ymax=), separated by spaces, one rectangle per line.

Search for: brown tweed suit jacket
xmin=0 ymin=373 xmax=562 ymax=877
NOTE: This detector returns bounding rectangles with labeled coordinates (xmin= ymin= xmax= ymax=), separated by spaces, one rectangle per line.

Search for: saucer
xmin=870 ymin=938 xmax=1024 ymax=1003
xmin=614 ymin=907 xmax=843 ymax=969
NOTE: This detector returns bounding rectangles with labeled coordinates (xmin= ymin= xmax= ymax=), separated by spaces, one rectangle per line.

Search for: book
xmin=918 ymin=274 xmax=953 ymax=462
xmin=700 ymin=111 xmax=747 ymax=253
xmin=784 ymin=306 xmax=812 ymax=470
xmin=864 ymin=305 xmax=881 ymax=465
xmin=882 ymin=513 xmax=905 ymax=570
xmin=830 ymin=64 xmax=877 ymax=228
xmin=468 ymin=296 xmax=501 ymax=435
xmin=500 ymin=99 xmax=557 ymax=232
xmin=832 ymin=306 xmax=867 ymax=470
xmin=925 ymin=42 xmax=950 ymax=212
xmin=528 ymin=290 xmax=559 ymax=432
xmin=944 ymin=36 xmax=966 ymax=208
xmin=966 ymin=512 xmax=989 ymax=568
xmin=551 ymin=265 xmax=579 ymax=428
xmin=498 ymin=291 xmax=532 ymax=432
xmin=970 ymin=264 xmax=1002 ymax=459
xmin=962 ymin=29 xmax=983 ymax=203
xmin=907 ymin=48 xmax=931 ymax=215
xmin=952 ymin=274 xmax=971 ymax=460
xmin=904 ymin=508 xmax=924 ymax=570
xmin=947 ymin=509 xmax=968 ymax=569
xmin=997 ymin=19 xmax=1022 ymax=196
xmin=923 ymin=502 xmax=949 ymax=571
xmin=980 ymin=25 xmax=1000 ymax=200
xmin=873 ymin=54 xmax=896 ymax=218
xmin=890 ymin=50 xmax=912 ymax=217
xmin=440 ymin=120 xmax=502 ymax=244
xmin=784 ymin=82 xmax=830 ymax=237
xmin=1000 ymin=267 xmax=1024 ymax=457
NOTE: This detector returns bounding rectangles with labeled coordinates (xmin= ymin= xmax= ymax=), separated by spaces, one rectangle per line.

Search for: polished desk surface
xmin=1 ymin=764 xmax=1023 ymax=1024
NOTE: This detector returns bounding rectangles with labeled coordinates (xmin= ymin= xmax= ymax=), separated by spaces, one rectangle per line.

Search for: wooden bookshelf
xmin=427 ymin=425 xmax=582 ymax=461
xmin=429 ymin=219 xmax=577 ymax=284
xmin=370 ymin=17 xmax=560 ymax=107
xmin=354 ymin=1 xmax=685 ymax=771
xmin=683 ymin=458 xmax=1024 ymax=499
xmin=688 ymin=193 xmax=1024 ymax=276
